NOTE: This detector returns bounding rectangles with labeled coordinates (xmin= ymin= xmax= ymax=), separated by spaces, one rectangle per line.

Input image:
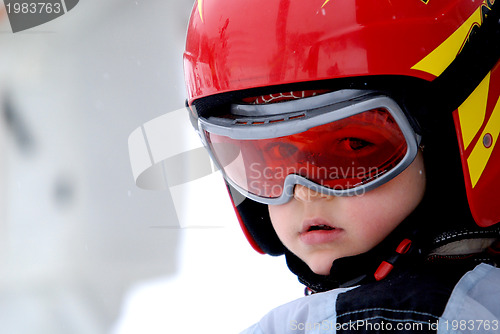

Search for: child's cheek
xmin=347 ymin=154 xmax=426 ymax=246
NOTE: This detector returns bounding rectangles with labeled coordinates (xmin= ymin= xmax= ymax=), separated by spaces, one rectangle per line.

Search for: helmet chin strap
xmin=286 ymin=213 xmax=500 ymax=294
xmin=285 ymin=212 xmax=426 ymax=293
xmin=285 ymin=238 xmax=422 ymax=293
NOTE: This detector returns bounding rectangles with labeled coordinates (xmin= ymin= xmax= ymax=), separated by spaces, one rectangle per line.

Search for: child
xmin=183 ymin=0 xmax=500 ymax=332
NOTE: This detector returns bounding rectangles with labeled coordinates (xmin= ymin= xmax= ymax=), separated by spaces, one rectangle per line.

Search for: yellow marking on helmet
xmin=411 ymin=5 xmax=483 ymax=77
xmin=465 ymin=78 xmax=500 ymax=188
xmin=458 ymin=72 xmax=490 ymax=150
xmin=198 ymin=0 xmax=204 ymax=23
xmin=321 ymin=0 xmax=330 ymax=8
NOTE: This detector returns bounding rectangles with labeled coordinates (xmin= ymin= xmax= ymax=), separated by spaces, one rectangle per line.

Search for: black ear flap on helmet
xmin=225 ymin=182 xmax=286 ymax=256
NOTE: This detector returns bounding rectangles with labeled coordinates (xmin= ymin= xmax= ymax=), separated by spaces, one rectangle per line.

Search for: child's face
xmin=268 ymin=151 xmax=426 ymax=275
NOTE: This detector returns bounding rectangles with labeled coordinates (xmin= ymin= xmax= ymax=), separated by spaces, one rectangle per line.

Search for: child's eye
xmin=339 ymin=137 xmax=374 ymax=151
xmin=265 ymin=142 xmax=298 ymax=159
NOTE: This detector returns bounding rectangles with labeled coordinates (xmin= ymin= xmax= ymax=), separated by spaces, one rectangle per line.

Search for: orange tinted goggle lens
xmin=206 ymin=108 xmax=407 ymax=198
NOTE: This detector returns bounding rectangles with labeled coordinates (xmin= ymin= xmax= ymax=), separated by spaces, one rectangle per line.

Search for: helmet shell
xmin=183 ymin=0 xmax=499 ymax=254
xmin=453 ymin=63 xmax=500 ymax=228
xmin=184 ymin=0 xmax=481 ymax=104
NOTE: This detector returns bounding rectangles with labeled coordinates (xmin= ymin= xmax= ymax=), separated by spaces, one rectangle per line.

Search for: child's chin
xmin=307 ymin=260 xmax=333 ymax=276
xmin=300 ymin=250 xmax=341 ymax=275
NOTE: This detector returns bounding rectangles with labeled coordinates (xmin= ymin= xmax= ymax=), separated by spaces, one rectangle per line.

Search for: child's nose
xmin=293 ymin=184 xmax=335 ymax=202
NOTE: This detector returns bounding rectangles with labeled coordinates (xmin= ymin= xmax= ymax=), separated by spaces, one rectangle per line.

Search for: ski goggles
xmin=198 ymin=90 xmax=421 ymax=205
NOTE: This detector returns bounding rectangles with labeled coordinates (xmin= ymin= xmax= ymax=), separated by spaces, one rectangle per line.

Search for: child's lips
xmin=299 ymin=218 xmax=343 ymax=245
xmin=300 ymin=218 xmax=336 ymax=233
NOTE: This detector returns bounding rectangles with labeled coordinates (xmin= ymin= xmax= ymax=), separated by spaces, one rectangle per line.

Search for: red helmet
xmin=184 ymin=0 xmax=500 ymax=254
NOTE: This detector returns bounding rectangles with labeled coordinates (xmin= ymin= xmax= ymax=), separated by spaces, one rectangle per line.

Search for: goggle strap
xmin=418 ymin=1 xmax=499 ymax=118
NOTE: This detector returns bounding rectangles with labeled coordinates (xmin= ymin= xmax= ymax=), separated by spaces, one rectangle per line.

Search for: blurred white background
xmin=0 ymin=1 xmax=303 ymax=333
